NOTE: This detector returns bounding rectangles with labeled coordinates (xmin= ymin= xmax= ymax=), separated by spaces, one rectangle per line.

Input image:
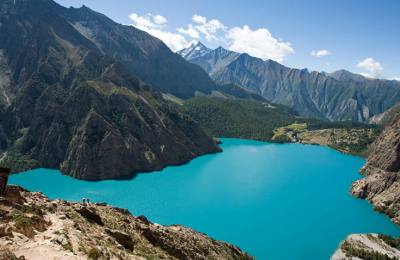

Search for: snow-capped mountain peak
xmin=177 ymin=41 xmax=211 ymax=60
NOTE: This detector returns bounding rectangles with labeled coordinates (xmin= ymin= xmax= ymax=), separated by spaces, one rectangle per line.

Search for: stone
xmin=76 ymin=207 xmax=103 ymax=226
xmin=351 ymin=112 xmax=400 ymax=224
xmin=0 ymin=167 xmax=11 ymax=195
xmin=0 ymin=223 xmax=13 ymax=238
xmin=105 ymin=228 xmax=134 ymax=250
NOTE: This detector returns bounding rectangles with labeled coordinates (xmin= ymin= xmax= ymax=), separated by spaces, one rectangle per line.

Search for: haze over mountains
xmin=179 ymin=42 xmax=400 ymax=122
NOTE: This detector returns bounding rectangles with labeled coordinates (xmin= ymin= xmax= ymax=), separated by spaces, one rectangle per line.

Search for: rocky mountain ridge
xmin=177 ymin=41 xmax=211 ymax=61
xmin=61 ymin=3 xmax=216 ymax=99
xmin=179 ymin=42 xmax=400 ymax=122
xmin=0 ymin=0 xmax=220 ymax=180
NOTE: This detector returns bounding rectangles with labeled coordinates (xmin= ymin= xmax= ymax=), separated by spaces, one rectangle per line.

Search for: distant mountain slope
xmin=211 ymin=83 xmax=266 ymax=101
xmin=0 ymin=0 xmax=220 ymax=180
xmin=369 ymin=102 xmax=400 ymax=126
xmin=180 ymin=96 xmax=299 ymax=141
xmin=179 ymin=43 xmax=400 ymax=122
xmin=325 ymin=69 xmax=367 ymax=82
xmin=61 ymin=3 xmax=216 ymax=98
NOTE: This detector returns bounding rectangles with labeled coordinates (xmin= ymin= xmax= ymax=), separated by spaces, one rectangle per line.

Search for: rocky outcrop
xmin=0 ymin=185 xmax=253 ymax=260
xmin=0 ymin=0 xmax=220 ymax=180
xmin=370 ymin=103 xmax=400 ymax=126
xmin=350 ymin=112 xmax=400 ymax=225
xmin=75 ymin=207 xmax=104 ymax=226
xmin=331 ymin=234 xmax=400 ymax=260
xmin=330 ymin=112 xmax=400 ymax=260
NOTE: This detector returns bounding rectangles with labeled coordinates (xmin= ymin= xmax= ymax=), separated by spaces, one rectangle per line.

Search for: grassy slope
xmin=273 ymin=123 xmax=380 ymax=156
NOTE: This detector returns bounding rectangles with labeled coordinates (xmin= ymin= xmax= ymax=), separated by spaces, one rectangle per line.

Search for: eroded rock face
xmin=75 ymin=207 xmax=103 ymax=226
xmin=0 ymin=0 xmax=221 ymax=180
xmin=0 ymin=186 xmax=254 ymax=260
xmin=105 ymin=228 xmax=134 ymax=250
xmin=331 ymin=111 xmax=400 ymax=260
xmin=351 ymin=113 xmax=400 ymax=225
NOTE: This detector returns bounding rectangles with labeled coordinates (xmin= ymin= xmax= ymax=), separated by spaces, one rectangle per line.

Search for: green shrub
xmin=341 ymin=241 xmax=397 ymax=260
xmin=378 ymin=234 xmax=400 ymax=250
xmin=13 ymin=214 xmax=31 ymax=229
xmin=88 ymin=247 xmax=101 ymax=260
xmin=1 ymin=152 xmax=39 ymax=171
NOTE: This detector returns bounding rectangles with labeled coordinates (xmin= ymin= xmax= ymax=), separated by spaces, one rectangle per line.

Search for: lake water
xmin=10 ymin=138 xmax=400 ymax=259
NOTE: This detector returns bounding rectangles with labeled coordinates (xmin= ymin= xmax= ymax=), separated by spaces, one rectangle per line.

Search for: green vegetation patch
xmin=341 ymin=240 xmax=398 ymax=260
xmin=13 ymin=214 xmax=32 ymax=229
xmin=179 ymin=96 xmax=379 ymax=155
xmin=274 ymin=123 xmax=379 ymax=156
xmin=378 ymin=234 xmax=400 ymax=250
xmin=0 ymin=152 xmax=39 ymax=172
xmin=272 ymin=123 xmax=307 ymax=142
xmin=180 ymin=97 xmax=297 ymax=141
xmin=88 ymin=247 xmax=102 ymax=260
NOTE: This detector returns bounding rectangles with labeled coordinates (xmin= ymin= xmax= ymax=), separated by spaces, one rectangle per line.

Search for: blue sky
xmin=55 ymin=0 xmax=400 ymax=80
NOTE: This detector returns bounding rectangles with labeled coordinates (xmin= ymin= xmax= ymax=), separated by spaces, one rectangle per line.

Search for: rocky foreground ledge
xmin=0 ymin=186 xmax=253 ymax=260
xmin=331 ymin=234 xmax=400 ymax=260
xmin=331 ymin=113 xmax=400 ymax=260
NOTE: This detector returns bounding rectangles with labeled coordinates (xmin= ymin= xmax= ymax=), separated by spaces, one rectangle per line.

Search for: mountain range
xmin=1 ymin=0 xmax=399 ymax=182
xmin=179 ymin=42 xmax=400 ymax=122
xmin=0 ymin=0 xmax=220 ymax=180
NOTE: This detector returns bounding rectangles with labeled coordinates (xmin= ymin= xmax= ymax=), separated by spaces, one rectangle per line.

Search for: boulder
xmin=76 ymin=207 xmax=103 ymax=226
xmin=105 ymin=228 xmax=134 ymax=250
xmin=0 ymin=223 xmax=13 ymax=238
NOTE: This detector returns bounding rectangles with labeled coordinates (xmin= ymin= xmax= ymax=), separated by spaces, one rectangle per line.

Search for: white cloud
xmin=129 ymin=13 xmax=190 ymax=51
xmin=129 ymin=13 xmax=157 ymax=29
xmin=226 ymin=25 xmax=294 ymax=62
xmin=153 ymin=15 xmax=167 ymax=25
xmin=178 ymin=24 xmax=200 ymax=39
xmin=311 ymin=49 xmax=332 ymax=58
xmin=129 ymin=13 xmax=294 ymax=61
xmin=191 ymin=15 xmax=226 ymax=42
xmin=389 ymin=77 xmax=400 ymax=81
xmin=192 ymin=14 xmax=207 ymax=24
xmin=357 ymin=57 xmax=384 ymax=78
xmin=146 ymin=30 xmax=191 ymax=52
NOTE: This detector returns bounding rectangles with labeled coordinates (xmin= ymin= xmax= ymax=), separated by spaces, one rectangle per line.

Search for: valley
xmin=0 ymin=0 xmax=399 ymax=259
xmin=178 ymin=96 xmax=379 ymax=156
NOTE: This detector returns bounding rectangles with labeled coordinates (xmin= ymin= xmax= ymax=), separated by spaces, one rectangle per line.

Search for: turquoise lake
xmin=10 ymin=138 xmax=400 ymax=259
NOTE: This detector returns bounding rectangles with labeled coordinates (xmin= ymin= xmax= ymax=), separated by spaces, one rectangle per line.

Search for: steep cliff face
xmin=62 ymin=5 xmax=216 ymax=99
xmin=0 ymin=186 xmax=253 ymax=259
xmin=351 ymin=112 xmax=400 ymax=225
xmin=179 ymin=43 xmax=400 ymax=122
xmin=0 ymin=0 xmax=220 ymax=180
